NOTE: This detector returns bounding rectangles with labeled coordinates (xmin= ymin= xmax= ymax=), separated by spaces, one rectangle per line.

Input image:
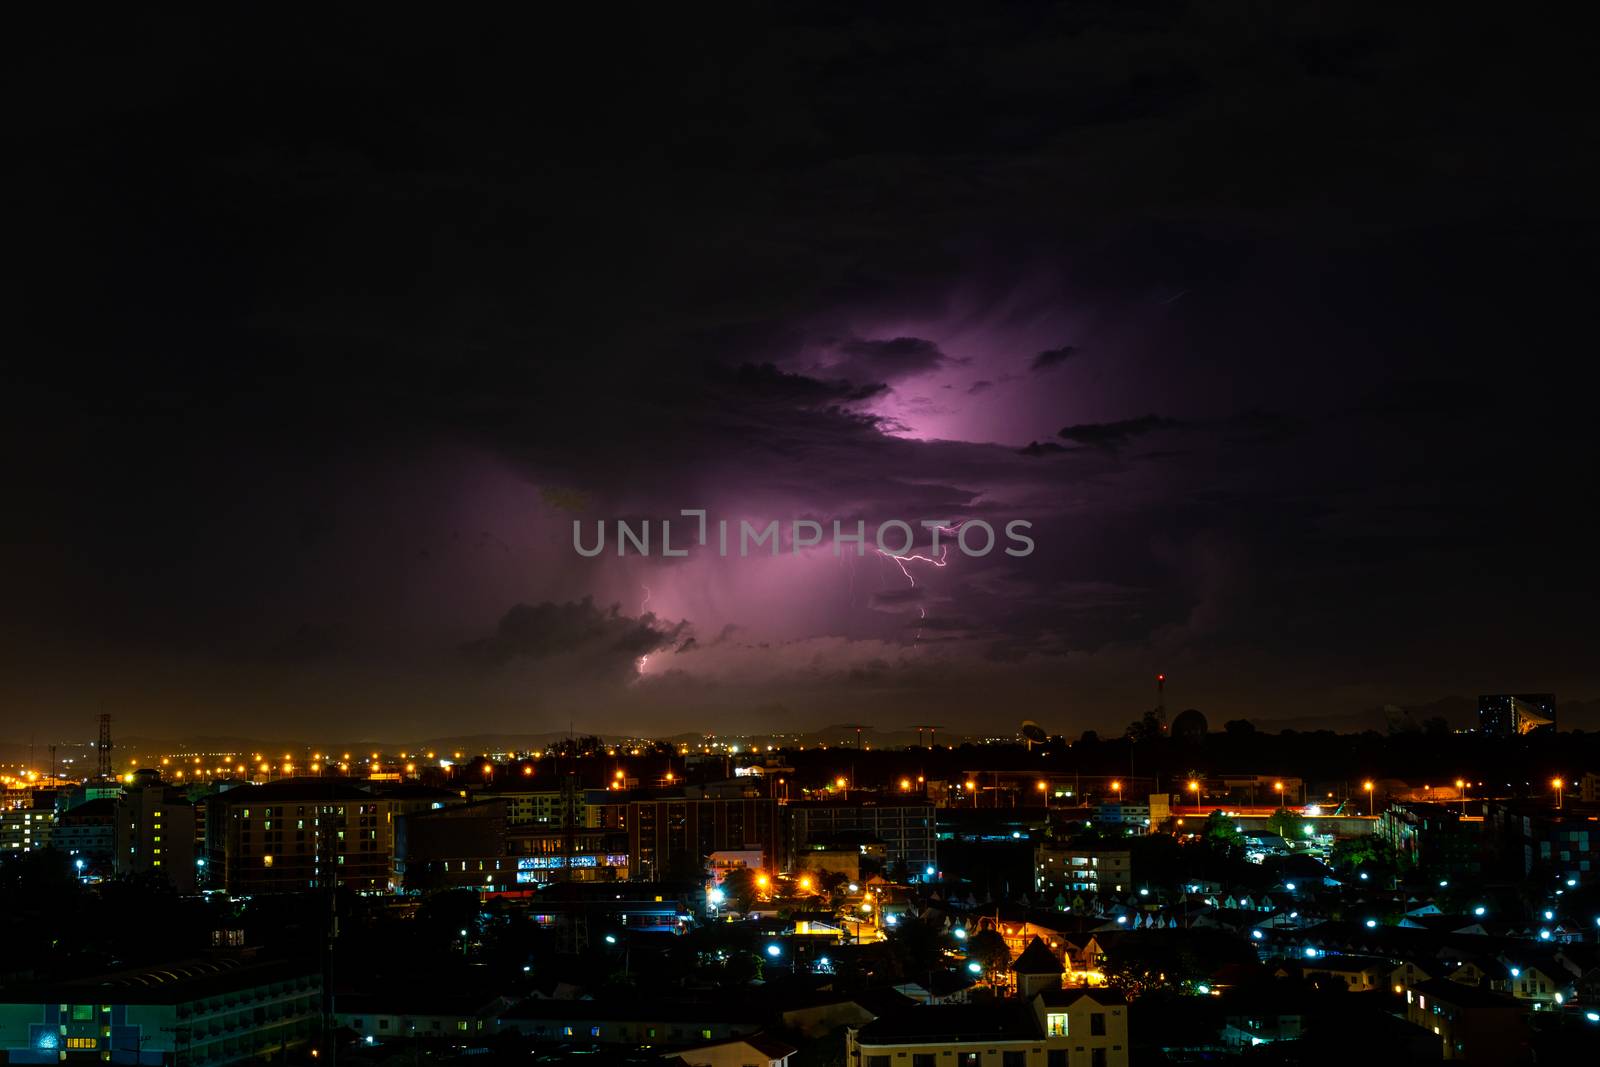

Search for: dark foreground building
xmin=0 ymin=957 xmax=321 ymax=1066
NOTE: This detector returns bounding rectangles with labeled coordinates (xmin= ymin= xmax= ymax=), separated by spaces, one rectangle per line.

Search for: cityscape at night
xmin=8 ymin=5 xmax=1600 ymax=1067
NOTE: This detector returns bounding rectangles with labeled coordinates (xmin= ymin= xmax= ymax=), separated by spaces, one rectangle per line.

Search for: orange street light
xmin=836 ymin=776 xmax=848 ymax=790
xmin=900 ymin=778 xmax=912 ymax=791
xmin=1552 ymin=777 xmax=1564 ymax=809
xmin=1363 ymin=780 xmax=1375 ymax=817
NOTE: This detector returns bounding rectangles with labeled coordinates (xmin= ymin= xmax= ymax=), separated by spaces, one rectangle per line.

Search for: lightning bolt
xmin=637 ymin=584 xmax=653 ymax=675
xmin=875 ymin=523 xmax=963 ymax=644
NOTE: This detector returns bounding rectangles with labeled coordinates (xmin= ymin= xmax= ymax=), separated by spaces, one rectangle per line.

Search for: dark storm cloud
xmin=967 ymin=380 xmax=994 ymax=395
xmin=1030 ymin=345 xmax=1079 ymax=371
xmin=870 ymin=587 xmax=929 ymax=612
xmin=460 ymin=598 xmax=686 ymax=681
xmin=708 ymin=362 xmax=890 ymax=406
xmin=1058 ymin=415 xmax=1182 ymax=447
xmin=6 ymin=3 xmax=1599 ymax=739
xmin=821 ymin=337 xmax=949 ymax=387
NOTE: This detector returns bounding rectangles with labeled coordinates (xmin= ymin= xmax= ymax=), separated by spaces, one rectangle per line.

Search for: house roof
xmin=504 ymin=997 xmax=760 ymax=1025
xmin=1 ymin=957 xmax=318 ymax=1006
xmin=1011 ymin=936 xmax=1063 ymax=974
xmin=1412 ymin=978 xmax=1520 ymax=1009
xmin=855 ymin=1002 xmax=1042 ymax=1044
xmin=1037 ymin=987 xmax=1125 ymax=1009
xmin=671 ymin=1033 xmax=798 ymax=1060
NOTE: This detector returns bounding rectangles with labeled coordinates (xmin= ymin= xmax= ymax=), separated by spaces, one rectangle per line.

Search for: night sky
xmin=8 ymin=5 xmax=1598 ymax=742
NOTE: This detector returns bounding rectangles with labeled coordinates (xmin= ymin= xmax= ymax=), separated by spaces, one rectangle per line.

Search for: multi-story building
xmin=629 ymin=795 xmax=781 ymax=881
xmin=1090 ymin=796 xmax=1170 ymax=833
xmin=505 ymin=822 xmax=630 ymax=884
xmin=1477 ymin=693 xmax=1556 ymax=736
xmin=786 ymin=798 xmax=933 ymax=875
xmin=846 ymin=988 xmax=1128 ymax=1067
xmin=1375 ymin=802 xmax=1482 ymax=876
xmin=393 ymin=799 xmax=515 ymax=892
xmin=1034 ymin=842 xmax=1133 ymax=897
xmin=1401 ymin=979 xmax=1528 ymax=1062
xmin=0 ymin=803 xmax=54 ymax=854
xmin=115 ymin=780 xmax=196 ymax=892
xmin=1489 ymin=801 xmax=1598 ymax=885
xmin=205 ymin=780 xmax=398 ymax=894
xmin=52 ymin=797 xmax=115 ymax=870
xmin=0 ymin=956 xmax=321 ymax=1066
xmin=483 ymin=787 xmax=586 ymax=829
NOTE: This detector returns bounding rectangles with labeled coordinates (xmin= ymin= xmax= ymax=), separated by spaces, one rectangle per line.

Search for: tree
xmin=884 ymin=918 xmax=943 ymax=979
xmin=1266 ymin=807 xmax=1305 ymax=841
xmin=1125 ymin=708 xmax=1167 ymax=743
xmin=1199 ymin=811 xmax=1244 ymax=862
xmin=1224 ymin=719 xmax=1257 ymax=736
xmin=966 ymin=928 xmax=1011 ymax=977
xmin=720 ymin=868 xmax=761 ymax=913
xmin=1329 ymin=835 xmax=1398 ymax=875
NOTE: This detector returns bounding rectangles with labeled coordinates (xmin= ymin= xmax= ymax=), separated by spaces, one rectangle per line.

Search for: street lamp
xmin=1553 ymin=777 xmax=1564 ymax=810
xmin=1037 ymin=780 xmax=1048 ymax=809
xmin=1456 ymin=778 xmax=1467 ymax=814
xmin=1363 ymin=780 xmax=1374 ymax=817
xmin=1111 ymin=780 xmax=1122 ymax=800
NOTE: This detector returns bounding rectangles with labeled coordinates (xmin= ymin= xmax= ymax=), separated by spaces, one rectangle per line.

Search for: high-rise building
xmin=627 ymin=795 xmax=781 ymax=880
xmin=52 ymin=797 xmax=115 ymax=872
xmin=115 ymin=779 xmax=196 ymax=892
xmin=1489 ymin=800 xmax=1598 ymax=886
xmin=1477 ymin=693 xmax=1556 ymax=736
xmin=786 ymin=797 xmax=935 ymax=875
xmin=1375 ymin=801 xmax=1482 ymax=876
xmin=205 ymin=780 xmax=398 ymax=894
xmin=394 ymin=798 xmax=516 ymax=891
xmin=0 ymin=802 xmax=55 ymax=854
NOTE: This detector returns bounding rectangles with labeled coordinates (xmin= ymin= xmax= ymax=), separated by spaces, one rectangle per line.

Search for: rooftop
xmin=856 ymin=1002 xmax=1042 ymax=1044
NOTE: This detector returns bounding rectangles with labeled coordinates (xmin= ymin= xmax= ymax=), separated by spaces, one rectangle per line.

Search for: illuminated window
xmin=66 ymin=1038 xmax=98 ymax=1049
xmin=1047 ymin=1013 xmax=1068 ymax=1036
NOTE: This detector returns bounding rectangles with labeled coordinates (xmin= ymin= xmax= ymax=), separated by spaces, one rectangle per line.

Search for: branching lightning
xmin=636 ymin=584 xmax=653 ymax=675
xmin=875 ymin=522 xmax=963 ymax=643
